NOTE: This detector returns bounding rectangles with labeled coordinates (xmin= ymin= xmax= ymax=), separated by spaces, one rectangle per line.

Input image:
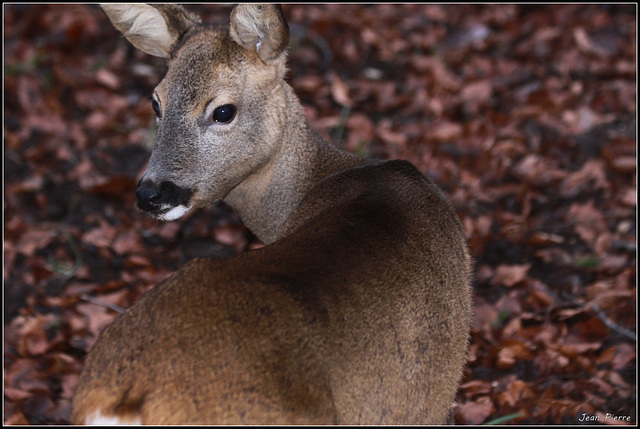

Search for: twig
xmin=80 ymin=294 xmax=126 ymax=314
xmin=333 ymin=105 xmax=351 ymax=147
xmin=560 ymin=292 xmax=636 ymax=342
xmin=591 ymin=302 xmax=636 ymax=342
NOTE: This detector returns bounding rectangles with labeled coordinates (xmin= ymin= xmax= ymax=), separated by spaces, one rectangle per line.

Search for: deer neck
xmin=223 ymin=82 xmax=367 ymax=245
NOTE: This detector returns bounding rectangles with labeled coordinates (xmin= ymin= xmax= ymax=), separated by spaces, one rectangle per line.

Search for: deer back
xmin=72 ymin=4 xmax=473 ymax=425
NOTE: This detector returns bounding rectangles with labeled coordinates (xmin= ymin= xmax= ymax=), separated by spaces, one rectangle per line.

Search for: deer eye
xmin=212 ymin=104 xmax=237 ymax=123
xmin=151 ymin=99 xmax=161 ymax=118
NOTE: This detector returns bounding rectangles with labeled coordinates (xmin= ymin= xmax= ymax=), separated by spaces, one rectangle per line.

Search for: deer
xmin=71 ymin=4 xmax=473 ymax=425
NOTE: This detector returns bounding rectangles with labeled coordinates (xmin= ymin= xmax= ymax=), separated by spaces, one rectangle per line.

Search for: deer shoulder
xmin=72 ymin=3 xmax=473 ymax=425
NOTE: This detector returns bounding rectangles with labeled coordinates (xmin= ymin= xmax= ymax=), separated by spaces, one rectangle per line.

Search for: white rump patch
xmin=85 ymin=411 xmax=142 ymax=425
xmin=157 ymin=204 xmax=192 ymax=221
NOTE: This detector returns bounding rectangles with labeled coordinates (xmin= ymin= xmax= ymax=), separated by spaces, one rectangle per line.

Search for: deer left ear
xmin=100 ymin=4 xmax=200 ymax=58
xmin=229 ymin=4 xmax=290 ymax=63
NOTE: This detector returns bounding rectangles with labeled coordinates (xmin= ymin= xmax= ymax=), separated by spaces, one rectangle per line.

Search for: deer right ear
xmin=230 ymin=4 xmax=290 ymax=63
xmin=100 ymin=4 xmax=199 ymax=58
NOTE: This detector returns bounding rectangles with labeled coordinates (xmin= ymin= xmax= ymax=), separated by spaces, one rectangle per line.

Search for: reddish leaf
xmin=458 ymin=396 xmax=495 ymax=425
xmin=491 ymin=264 xmax=531 ymax=287
xmin=497 ymin=339 xmax=534 ymax=368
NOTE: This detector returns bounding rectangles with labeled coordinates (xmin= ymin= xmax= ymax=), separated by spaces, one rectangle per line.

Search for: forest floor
xmin=4 ymin=4 xmax=636 ymax=425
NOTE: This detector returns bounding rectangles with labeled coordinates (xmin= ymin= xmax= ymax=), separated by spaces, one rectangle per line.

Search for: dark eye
xmin=213 ymin=104 xmax=237 ymax=123
xmin=151 ymin=99 xmax=161 ymax=118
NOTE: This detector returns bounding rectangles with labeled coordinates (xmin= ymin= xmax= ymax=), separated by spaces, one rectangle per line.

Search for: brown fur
xmin=72 ymin=4 xmax=473 ymax=425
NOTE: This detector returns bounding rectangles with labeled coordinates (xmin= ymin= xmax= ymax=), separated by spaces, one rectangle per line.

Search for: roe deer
xmin=72 ymin=4 xmax=473 ymax=425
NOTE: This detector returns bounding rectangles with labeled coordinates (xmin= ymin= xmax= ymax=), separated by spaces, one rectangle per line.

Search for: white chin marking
xmin=85 ymin=411 xmax=142 ymax=425
xmin=157 ymin=204 xmax=192 ymax=221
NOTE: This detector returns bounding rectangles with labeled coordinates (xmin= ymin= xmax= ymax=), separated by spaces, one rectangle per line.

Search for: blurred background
xmin=4 ymin=4 xmax=636 ymax=424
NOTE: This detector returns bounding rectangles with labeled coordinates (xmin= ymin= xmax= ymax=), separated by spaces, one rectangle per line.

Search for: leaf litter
xmin=4 ymin=4 xmax=636 ymax=424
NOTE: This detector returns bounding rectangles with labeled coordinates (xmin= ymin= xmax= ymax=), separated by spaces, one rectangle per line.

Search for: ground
xmin=3 ymin=4 xmax=636 ymax=424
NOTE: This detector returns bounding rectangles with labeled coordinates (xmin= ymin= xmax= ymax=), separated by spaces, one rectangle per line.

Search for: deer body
xmin=72 ymin=4 xmax=472 ymax=425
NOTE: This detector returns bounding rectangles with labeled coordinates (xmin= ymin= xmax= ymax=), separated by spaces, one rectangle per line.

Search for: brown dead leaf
xmin=85 ymin=111 xmax=110 ymax=130
xmin=498 ymin=379 xmax=535 ymax=408
xmin=112 ymin=229 xmax=144 ymax=255
xmin=59 ymin=373 xmax=79 ymax=400
xmin=461 ymin=80 xmax=492 ymax=103
xmin=214 ymin=225 xmax=248 ymax=253
xmin=560 ymin=160 xmax=609 ymax=198
xmin=16 ymin=229 xmax=55 ymax=257
xmin=597 ymin=346 xmax=616 ymax=366
xmin=95 ymin=69 xmax=120 ymax=90
xmin=571 ymin=315 xmax=608 ymax=339
xmin=512 ymin=154 xmax=566 ymax=187
xmin=618 ymin=188 xmax=636 ymax=207
xmin=610 ymin=156 xmax=636 ymax=173
xmin=497 ymin=339 xmax=534 ymax=368
xmin=532 ymin=323 xmax=559 ymax=345
xmin=589 ymin=376 xmax=616 ymax=397
xmin=610 ymin=343 xmax=636 ymax=371
xmin=600 ymin=370 xmax=633 ymax=397
xmin=428 ymin=120 xmax=463 ymax=141
xmin=69 ymin=156 xmax=109 ymax=191
xmin=540 ymin=348 xmax=570 ymax=373
xmin=458 ymin=396 xmax=495 ymax=425
xmin=376 ymin=119 xmax=408 ymax=147
xmin=491 ymin=264 xmax=531 ymax=287
xmin=4 ymin=358 xmax=50 ymax=393
xmin=501 ymin=317 xmax=522 ymax=338
xmin=533 ymin=247 xmax=574 ymax=266
xmin=89 ymin=175 xmax=137 ymax=200
xmin=3 ymin=387 xmax=33 ymax=402
xmin=411 ymin=56 xmax=462 ymax=91
xmin=345 ymin=113 xmax=374 ymax=153
xmin=82 ymin=221 xmax=118 ymax=249
xmin=75 ymin=303 xmax=119 ymax=349
xmin=573 ymin=27 xmax=613 ymax=58
xmin=3 ymin=410 xmax=29 ymax=425
xmin=558 ymin=341 xmax=601 ymax=358
xmin=125 ymin=254 xmax=153 ymax=268
xmin=460 ymin=380 xmax=492 ymax=399
xmin=533 ymin=385 xmax=557 ymax=416
xmin=529 ymin=279 xmax=554 ymax=308
xmin=530 ymin=232 xmax=565 ymax=246
xmin=329 ymin=73 xmax=353 ymax=108
xmin=557 ymin=306 xmax=588 ymax=320
xmin=461 ymin=79 xmax=492 ymax=113
xmin=563 ymin=106 xmax=606 ymax=134
xmin=494 ymin=290 xmax=524 ymax=317
xmin=567 ymin=200 xmax=608 ymax=245
xmin=472 ymin=298 xmax=498 ymax=332
xmin=12 ymin=315 xmax=51 ymax=357
xmin=155 ymin=221 xmax=182 ymax=240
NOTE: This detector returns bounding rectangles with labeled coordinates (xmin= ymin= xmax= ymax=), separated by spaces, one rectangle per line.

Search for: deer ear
xmin=230 ymin=4 xmax=290 ymax=63
xmin=100 ymin=4 xmax=199 ymax=58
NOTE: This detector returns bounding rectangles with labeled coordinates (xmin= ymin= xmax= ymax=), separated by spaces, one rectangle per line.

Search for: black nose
xmin=136 ymin=186 xmax=161 ymax=212
xmin=136 ymin=180 xmax=192 ymax=214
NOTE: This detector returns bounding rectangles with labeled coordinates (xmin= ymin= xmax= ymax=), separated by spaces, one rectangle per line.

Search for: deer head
xmin=105 ymin=5 xmax=294 ymax=233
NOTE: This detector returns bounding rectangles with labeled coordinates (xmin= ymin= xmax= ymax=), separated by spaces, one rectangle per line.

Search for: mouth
xmin=151 ymin=203 xmax=193 ymax=221
xmin=136 ymin=180 xmax=194 ymax=221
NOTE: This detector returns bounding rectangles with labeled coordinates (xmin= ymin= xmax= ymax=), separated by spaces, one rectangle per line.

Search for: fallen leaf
xmin=458 ymin=396 xmax=495 ymax=425
xmin=329 ymin=73 xmax=353 ymax=108
xmin=558 ymin=341 xmax=601 ymax=357
xmin=497 ymin=379 xmax=535 ymax=408
xmin=491 ymin=264 xmax=531 ymax=287
xmin=95 ymin=69 xmax=120 ymax=90
xmin=610 ymin=343 xmax=636 ymax=371
xmin=560 ymin=160 xmax=609 ymax=198
xmin=82 ymin=221 xmax=118 ymax=249
xmin=497 ymin=339 xmax=533 ymax=368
